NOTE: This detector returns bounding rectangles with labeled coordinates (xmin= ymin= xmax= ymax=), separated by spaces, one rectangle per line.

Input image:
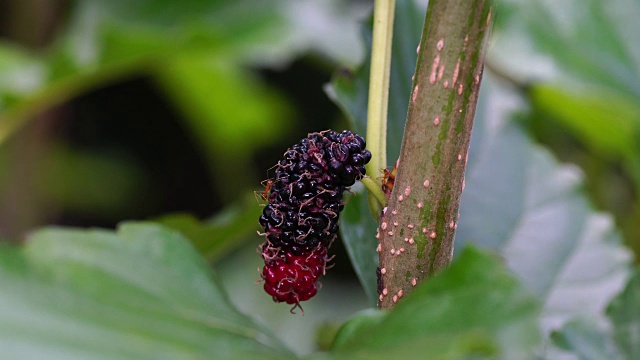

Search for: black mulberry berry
xmin=257 ymin=130 xmax=371 ymax=310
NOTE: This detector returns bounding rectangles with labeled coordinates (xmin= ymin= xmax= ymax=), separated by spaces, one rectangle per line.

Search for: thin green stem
xmin=361 ymin=177 xmax=387 ymax=209
xmin=365 ymin=0 xmax=395 ymax=212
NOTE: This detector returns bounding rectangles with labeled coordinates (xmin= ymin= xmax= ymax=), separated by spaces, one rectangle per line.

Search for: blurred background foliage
xmin=0 ymin=0 xmax=639 ymax=356
xmin=0 ymin=0 xmax=370 ymax=239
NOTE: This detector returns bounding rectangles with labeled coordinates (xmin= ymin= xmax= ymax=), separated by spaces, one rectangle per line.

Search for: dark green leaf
xmin=339 ymin=189 xmax=380 ymax=305
xmin=607 ymin=269 xmax=640 ymax=360
xmin=331 ymin=247 xmax=540 ymax=359
xmin=0 ymin=222 xmax=293 ymax=359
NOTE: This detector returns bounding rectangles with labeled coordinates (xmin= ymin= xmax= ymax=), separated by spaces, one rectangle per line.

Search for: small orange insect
xmin=255 ymin=179 xmax=274 ymax=202
xmin=381 ymin=163 xmax=397 ymax=197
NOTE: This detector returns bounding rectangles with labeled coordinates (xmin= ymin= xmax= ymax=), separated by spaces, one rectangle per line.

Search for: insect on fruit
xmin=255 ymin=179 xmax=274 ymax=202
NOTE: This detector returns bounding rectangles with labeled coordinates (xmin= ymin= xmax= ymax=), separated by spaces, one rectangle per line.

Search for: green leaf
xmin=551 ymin=319 xmax=621 ymax=360
xmin=607 ymin=269 xmax=640 ymax=359
xmin=153 ymin=56 xmax=293 ymax=196
xmin=155 ymin=195 xmax=263 ymax=261
xmin=339 ymin=188 xmax=380 ymax=305
xmin=456 ymin=78 xmax=632 ymax=338
xmin=330 ymin=1 xmax=632 ymax=353
xmin=529 ymin=84 xmax=640 ymax=160
xmin=328 ymin=0 xmax=425 ymax=305
xmin=331 ymin=247 xmax=540 ymax=359
xmin=493 ymin=0 xmax=640 ymax=96
xmin=490 ymin=0 xmax=640 ymax=186
xmin=0 ymin=222 xmax=293 ymax=359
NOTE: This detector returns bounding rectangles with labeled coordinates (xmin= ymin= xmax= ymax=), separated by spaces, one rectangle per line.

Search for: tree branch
xmin=378 ymin=0 xmax=494 ymax=309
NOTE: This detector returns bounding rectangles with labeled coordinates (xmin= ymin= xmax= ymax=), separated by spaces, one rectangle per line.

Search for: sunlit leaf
xmin=529 ymin=84 xmax=640 ymax=160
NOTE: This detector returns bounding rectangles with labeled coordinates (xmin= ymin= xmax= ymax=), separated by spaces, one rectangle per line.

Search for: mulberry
xmin=261 ymin=245 xmax=328 ymax=304
xmin=258 ymin=130 xmax=371 ymax=311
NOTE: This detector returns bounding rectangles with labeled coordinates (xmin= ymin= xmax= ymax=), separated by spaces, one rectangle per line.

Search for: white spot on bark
xmin=393 ymin=221 xmax=398 ymax=227
xmin=416 ymin=43 xmax=420 ymax=54
xmin=388 ymin=231 xmax=394 ymax=236
xmin=437 ymin=64 xmax=445 ymax=82
xmin=443 ymin=80 xmax=449 ymax=88
xmin=430 ymin=54 xmax=440 ymax=84
xmin=398 ymin=194 xmax=404 ymax=202
xmin=392 ymin=295 xmax=398 ymax=303
xmin=392 ymin=209 xmax=398 ymax=215
xmin=390 ymin=249 xmax=396 ymax=255
xmin=383 ymin=288 xmax=388 ymax=296
xmin=411 ymin=278 xmax=417 ymax=286
xmin=457 ymin=83 xmax=463 ymax=95
xmin=433 ymin=117 xmax=440 ymax=126
xmin=397 ymin=289 xmax=404 ymax=298
xmin=423 ymin=179 xmax=430 ymax=188
xmin=381 ymin=222 xmax=388 ymax=230
xmin=417 ymin=202 xmax=423 ymax=209
xmin=409 ymin=237 xmax=415 ymax=244
xmin=452 ymin=60 xmax=460 ymax=85
xmin=412 ymin=85 xmax=419 ymax=103
xmin=376 ymin=243 xmax=381 ymax=252
xmin=407 ymin=224 xmax=414 ymax=229
xmin=404 ymin=185 xmax=411 ymax=197
xmin=437 ymin=38 xmax=444 ymax=51
xmin=457 ymin=153 xmax=462 ymax=161
xmin=449 ymin=220 xmax=455 ymax=229
xmin=430 ymin=231 xmax=437 ymax=239
xmin=381 ymin=267 xmax=387 ymax=275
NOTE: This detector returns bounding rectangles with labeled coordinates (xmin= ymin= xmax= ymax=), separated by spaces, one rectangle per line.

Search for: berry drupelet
xmin=258 ymin=130 xmax=371 ymax=312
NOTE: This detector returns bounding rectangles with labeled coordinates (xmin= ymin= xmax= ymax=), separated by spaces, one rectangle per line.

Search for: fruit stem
xmin=360 ymin=177 xmax=387 ymax=217
xmin=365 ymin=0 xmax=395 ymax=213
xmin=378 ymin=0 xmax=495 ymax=309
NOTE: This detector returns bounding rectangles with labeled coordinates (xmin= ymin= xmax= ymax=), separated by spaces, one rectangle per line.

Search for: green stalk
xmin=378 ymin=0 xmax=494 ymax=309
xmin=365 ymin=0 xmax=395 ymax=215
